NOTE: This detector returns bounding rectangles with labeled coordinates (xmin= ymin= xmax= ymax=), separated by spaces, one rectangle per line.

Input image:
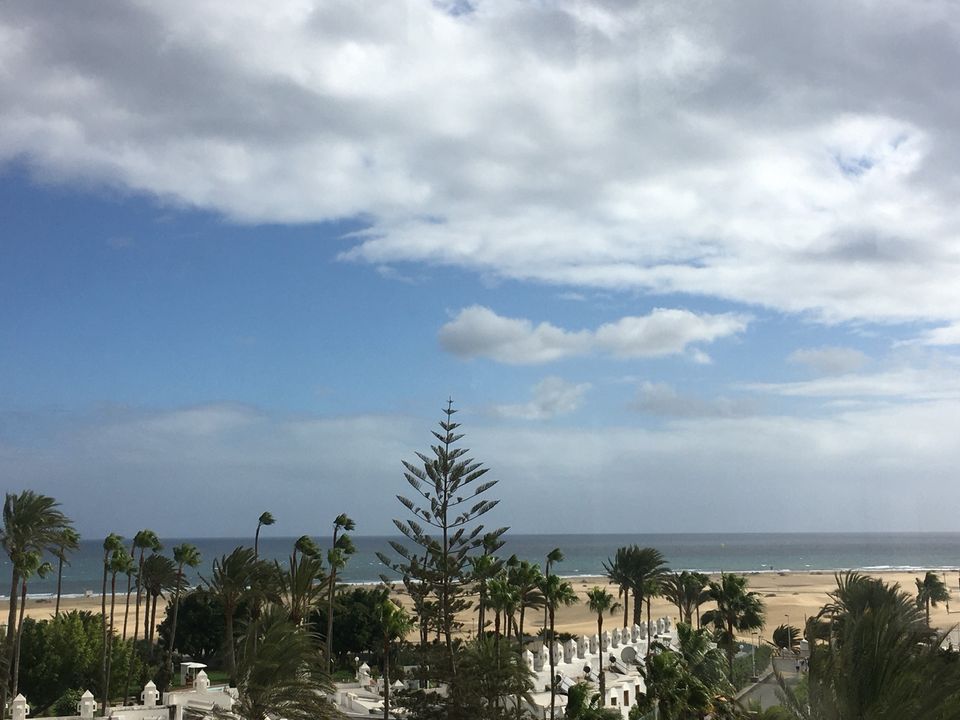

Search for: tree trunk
xmin=101 ymin=557 xmax=109 ymax=715
xmin=167 ymin=569 xmax=183 ymax=673
xmin=326 ymin=527 xmax=339 ymax=674
xmin=225 ymin=605 xmax=236 ymax=684
xmin=633 ymin=588 xmax=643 ymax=626
xmin=104 ymin=572 xmax=118 ymax=713
xmin=383 ymin=637 xmax=391 ymax=720
xmin=549 ymin=607 xmax=556 ymax=720
xmin=598 ymin=614 xmax=605 ymax=706
xmin=255 ymin=524 xmax=262 ymax=558
xmin=11 ymin=578 xmax=27 ymax=697
xmin=622 ymin=588 xmax=629 ymax=628
xmin=2 ymin=569 xmax=21 ymax=717
xmin=646 ymin=596 xmax=652 ymax=658
xmin=55 ymin=557 xmax=65 ymax=618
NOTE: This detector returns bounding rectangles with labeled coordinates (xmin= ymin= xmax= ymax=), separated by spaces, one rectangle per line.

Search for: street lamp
xmin=751 ymin=632 xmax=759 ymax=679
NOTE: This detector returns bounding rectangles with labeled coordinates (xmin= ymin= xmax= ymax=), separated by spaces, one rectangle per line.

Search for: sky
xmin=3 ymin=0 xmax=960 ymax=538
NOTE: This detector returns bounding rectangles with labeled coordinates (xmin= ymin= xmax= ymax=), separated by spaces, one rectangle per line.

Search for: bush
xmin=51 ymin=689 xmax=83 ymax=717
xmin=731 ymin=643 xmax=774 ymax=689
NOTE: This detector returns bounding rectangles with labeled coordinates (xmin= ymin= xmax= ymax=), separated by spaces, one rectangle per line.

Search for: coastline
xmin=6 ymin=570 xmax=958 ymax=644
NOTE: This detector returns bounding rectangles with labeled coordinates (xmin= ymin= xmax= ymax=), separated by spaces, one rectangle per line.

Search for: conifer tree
xmin=379 ymin=399 xmax=504 ymax=681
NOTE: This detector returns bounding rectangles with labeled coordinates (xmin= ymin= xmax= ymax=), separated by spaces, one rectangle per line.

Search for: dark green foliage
xmin=566 ymin=682 xmax=620 ymax=719
xmin=16 ymin=611 xmax=141 ymax=714
xmin=157 ymin=588 xmax=226 ymax=663
xmin=51 ymin=689 xmax=84 ymax=717
xmin=231 ymin=607 xmax=337 ymax=720
xmin=731 ymin=644 xmax=774 ymax=690
xmin=311 ymin=586 xmax=391 ymax=667
xmin=778 ymin=571 xmax=960 ymax=720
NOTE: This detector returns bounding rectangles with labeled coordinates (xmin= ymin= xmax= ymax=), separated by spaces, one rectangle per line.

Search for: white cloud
xmin=438 ymin=305 xmax=748 ymax=364
xmin=438 ymin=306 xmax=591 ymax=364
xmin=2 ymin=2 xmax=960 ymax=323
xmin=917 ymin=323 xmax=960 ymax=346
xmin=788 ymin=346 xmax=870 ymax=376
xmin=492 ymin=376 xmax=591 ymax=420
xmin=743 ymin=366 xmax=960 ymax=401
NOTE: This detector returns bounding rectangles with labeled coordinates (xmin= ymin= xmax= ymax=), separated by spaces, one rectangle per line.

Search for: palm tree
xmin=230 ymin=606 xmax=337 ymax=720
xmin=375 ymin=597 xmax=413 ymax=720
xmin=603 ymin=547 xmax=633 ymax=628
xmin=204 ymin=546 xmax=258 ymax=684
xmin=121 ymin=530 xmax=160 ymax=642
xmin=325 ymin=513 xmax=355 ymax=673
xmin=470 ymin=552 xmax=501 ymax=635
xmin=141 ymin=553 xmax=178 ymax=653
xmin=123 ymin=530 xmax=162 ymax=702
xmin=105 ymin=549 xmax=134 ymax=709
xmin=488 ymin=575 xmax=519 ymax=644
xmin=915 ymin=570 xmax=950 ymax=627
xmin=292 ymin=535 xmax=321 ymax=564
xmin=543 ymin=547 xmax=564 ymax=631
xmin=52 ymin=527 xmax=80 ymax=618
xmin=276 ymin=550 xmax=325 ymax=627
xmin=586 ymin=587 xmax=620 ymax=706
xmin=1 ymin=490 xmax=73 ymax=713
xmin=509 ymin=560 xmax=544 ymax=648
xmin=100 ymin=533 xmax=124 ymax=710
xmin=701 ymin=573 xmax=765 ymax=680
xmin=661 ymin=571 xmax=710 ymax=628
xmin=167 ymin=543 xmax=202 ymax=673
xmin=254 ymin=511 xmax=275 ymax=558
xmin=540 ymin=574 xmax=578 ymax=720
xmin=777 ymin=571 xmax=957 ymax=719
xmin=11 ymin=552 xmax=53 ymax=697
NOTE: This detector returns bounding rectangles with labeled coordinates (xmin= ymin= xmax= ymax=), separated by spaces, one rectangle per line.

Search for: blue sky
xmin=3 ymin=1 xmax=960 ymax=537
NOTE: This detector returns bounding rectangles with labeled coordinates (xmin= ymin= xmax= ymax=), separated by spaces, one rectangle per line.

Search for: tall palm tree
xmin=1 ymin=490 xmax=73 ymax=713
xmin=701 ymin=573 xmax=765 ymax=680
xmin=915 ymin=570 xmax=950 ymax=627
xmin=105 ymin=549 xmax=134 ymax=710
xmin=11 ymin=552 xmax=52 ymax=697
xmin=661 ymin=571 xmax=710 ymax=627
xmin=230 ymin=606 xmax=337 ymax=720
xmin=52 ymin=527 xmax=80 ymax=618
xmin=375 ymin=597 xmax=413 ymax=720
xmin=488 ymin=575 xmax=519 ymax=645
xmin=121 ymin=530 xmax=160 ymax=642
xmin=509 ymin=560 xmax=544 ymax=648
xmin=254 ymin=511 xmax=275 ymax=558
xmin=325 ymin=513 xmax=355 ymax=673
xmin=603 ymin=546 xmax=633 ymax=628
xmin=586 ymin=587 xmax=620 ymax=706
xmin=543 ymin=548 xmax=564 ymax=632
xmin=141 ymin=553 xmax=178 ymax=653
xmin=123 ymin=530 xmax=162 ymax=702
xmin=292 ymin=535 xmax=321 ymax=564
xmin=540 ymin=574 xmax=578 ymax=720
xmin=100 ymin=533 xmax=124 ymax=710
xmin=204 ymin=546 xmax=258 ymax=684
xmin=167 ymin=543 xmax=202 ymax=673
xmin=469 ymin=552 xmax=501 ymax=635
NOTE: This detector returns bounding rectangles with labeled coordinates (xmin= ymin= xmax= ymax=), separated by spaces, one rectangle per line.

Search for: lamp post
xmin=751 ymin=632 xmax=759 ymax=680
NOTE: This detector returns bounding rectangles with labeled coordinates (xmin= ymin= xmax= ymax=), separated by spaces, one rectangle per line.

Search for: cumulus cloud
xmin=438 ymin=305 xmax=748 ymax=364
xmin=492 ymin=376 xmax=591 ymax=420
xmin=788 ymin=346 xmax=870 ymax=376
xmin=3 ymin=2 xmax=960 ymax=323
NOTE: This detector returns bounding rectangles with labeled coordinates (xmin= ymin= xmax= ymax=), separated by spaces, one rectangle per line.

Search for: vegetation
xmin=915 ymin=570 xmax=950 ymax=627
xmin=585 ymin=587 xmax=620 ymax=706
xmin=379 ymin=400 xmax=503 ymax=694
xmin=701 ymin=573 xmax=766 ymax=680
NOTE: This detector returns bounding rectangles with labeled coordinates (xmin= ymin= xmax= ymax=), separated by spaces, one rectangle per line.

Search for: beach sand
xmin=6 ymin=571 xmax=959 ymax=646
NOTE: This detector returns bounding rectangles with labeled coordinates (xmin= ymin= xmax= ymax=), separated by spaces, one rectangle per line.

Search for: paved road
xmin=738 ymin=656 xmax=804 ymax=711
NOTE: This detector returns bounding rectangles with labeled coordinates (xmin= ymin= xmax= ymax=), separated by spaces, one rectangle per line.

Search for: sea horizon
xmin=5 ymin=531 xmax=960 ymax=600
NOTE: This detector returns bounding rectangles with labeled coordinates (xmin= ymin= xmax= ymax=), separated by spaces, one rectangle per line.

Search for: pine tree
xmin=379 ymin=399 xmax=505 ymax=683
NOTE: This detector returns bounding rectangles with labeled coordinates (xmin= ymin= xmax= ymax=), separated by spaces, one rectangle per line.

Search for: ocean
xmin=5 ymin=532 xmax=960 ymax=599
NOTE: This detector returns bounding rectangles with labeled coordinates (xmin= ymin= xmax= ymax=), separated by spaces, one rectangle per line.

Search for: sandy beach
xmin=6 ymin=571 xmax=959 ymax=646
